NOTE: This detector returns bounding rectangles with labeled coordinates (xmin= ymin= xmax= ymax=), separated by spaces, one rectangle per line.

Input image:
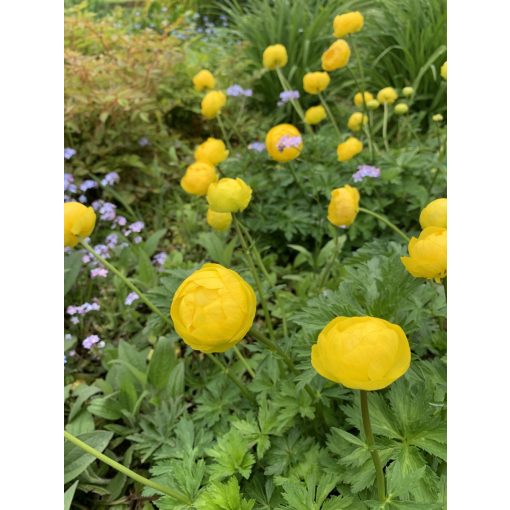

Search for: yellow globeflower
xmin=337 ymin=137 xmax=363 ymax=162
xmin=321 ymin=39 xmax=351 ymax=71
xmin=170 ymin=263 xmax=256 ymax=353
xmin=441 ymin=61 xmax=447 ymax=80
xmin=207 ymin=209 xmax=232 ymax=232
xmin=333 ymin=11 xmax=364 ymax=38
xmin=327 ymin=185 xmax=360 ymax=227
xmin=195 ymin=138 xmax=229 ymax=166
xmin=402 ymin=86 xmax=414 ymax=97
xmin=401 ymin=227 xmax=447 ymax=282
xmin=394 ymin=103 xmax=409 ymax=115
xmin=311 ymin=316 xmax=411 ymax=390
xmin=419 ymin=198 xmax=447 ymax=229
xmin=305 ymin=105 xmax=327 ymax=125
xmin=262 ymin=44 xmax=288 ymax=70
xmin=377 ymin=87 xmax=398 ymax=105
xmin=64 ymin=202 xmax=97 ymax=248
xmin=180 ymin=161 xmax=218 ymax=196
xmin=201 ymin=91 xmax=227 ymax=119
xmin=354 ymin=91 xmax=374 ymax=107
xmin=265 ymin=123 xmax=303 ymax=162
xmin=207 ymin=177 xmax=252 ymax=213
xmin=192 ymin=70 xmax=216 ymax=91
xmin=303 ymin=72 xmax=331 ymax=94
xmin=347 ymin=112 xmax=368 ymax=132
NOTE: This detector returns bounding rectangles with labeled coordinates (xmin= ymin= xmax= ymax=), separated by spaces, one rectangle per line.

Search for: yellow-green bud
xmin=432 ymin=114 xmax=444 ymax=122
xmin=402 ymin=86 xmax=414 ymax=97
xmin=366 ymin=99 xmax=379 ymax=110
xmin=394 ymin=103 xmax=409 ymax=115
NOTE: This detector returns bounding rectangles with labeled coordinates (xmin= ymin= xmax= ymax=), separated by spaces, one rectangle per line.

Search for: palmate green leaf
xmin=195 ymin=477 xmax=255 ymax=510
xmin=245 ymin=475 xmax=284 ymax=509
xmin=64 ymin=430 xmax=113 ymax=483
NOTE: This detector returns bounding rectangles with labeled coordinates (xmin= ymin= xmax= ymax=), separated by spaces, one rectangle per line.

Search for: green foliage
xmin=195 ymin=477 xmax=255 ymax=510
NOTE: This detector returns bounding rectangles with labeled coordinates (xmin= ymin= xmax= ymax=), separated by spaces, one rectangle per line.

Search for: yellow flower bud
xmin=207 ymin=177 xmax=252 ymax=213
xmin=402 ymin=86 xmax=414 ymax=97
xmin=354 ymin=91 xmax=374 ymax=107
xmin=192 ymin=70 xmax=216 ymax=91
xmin=194 ymin=137 xmax=229 ymax=166
xmin=170 ymin=263 xmax=256 ymax=353
xmin=265 ymin=123 xmax=303 ymax=162
xmin=321 ymin=39 xmax=351 ymax=72
xmin=305 ymin=105 xmax=327 ymax=125
xmin=419 ymin=198 xmax=447 ymax=229
xmin=262 ymin=44 xmax=288 ymax=70
xmin=347 ymin=112 xmax=368 ymax=132
xmin=337 ymin=137 xmax=363 ymax=162
xmin=303 ymin=72 xmax=331 ymax=94
xmin=333 ymin=11 xmax=364 ymax=38
xmin=327 ymin=185 xmax=360 ymax=227
xmin=394 ymin=103 xmax=409 ymax=115
xmin=180 ymin=161 xmax=218 ymax=196
xmin=401 ymin=227 xmax=447 ymax=282
xmin=432 ymin=114 xmax=444 ymax=122
xmin=441 ymin=61 xmax=447 ymax=80
xmin=311 ymin=316 xmax=411 ymax=390
xmin=377 ymin=87 xmax=398 ymax=105
xmin=207 ymin=209 xmax=232 ymax=232
xmin=64 ymin=202 xmax=97 ymax=248
xmin=367 ymin=99 xmax=380 ymax=110
xmin=201 ymin=91 xmax=227 ymax=119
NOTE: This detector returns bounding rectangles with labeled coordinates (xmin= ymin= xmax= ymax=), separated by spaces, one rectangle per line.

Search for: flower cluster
xmin=226 ymin=84 xmax=253 ymax=97
xmin=352 ymin=164 xmax=381 ymax=183
xmin=277 ymin=90 xmax=299 ymax=106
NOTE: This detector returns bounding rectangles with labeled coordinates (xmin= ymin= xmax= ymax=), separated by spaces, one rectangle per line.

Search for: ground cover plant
xmin=64 ymin=2 xmax=447 ymax=509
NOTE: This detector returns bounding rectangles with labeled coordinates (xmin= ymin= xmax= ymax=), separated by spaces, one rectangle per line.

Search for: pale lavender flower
xmin=129 ymin=221 xmax=145 ymax=233
xmin=80 ymin=180 xmax=97 ymax=192
xmin=64 ymin=148 xmax=76 ymax=160
xmin=279 ymin=90 xmax=300 ymax=103
xmin=133 ymin=236 xmax=143 ymax=244
xmin=101 ymin=172 xmax=120 ymax=186
xmin=105 ymin=233 xmax=118 ymax=248
xmin=352 ymin=164 xmax=381 ymax=183
xmin=153 ymin=252 xmax=167 ymax=267
xmin=69 ymin=350 xmax=76 ymax=357
xmin=82 ymin=334 xmax=100 ymax=349
xmin=226 ymin=84 xmax=244 ymax=97
xmin=98 ymin=341 xmax=106 ymax=349
xmin=125 ymin=292 xmax=140 ymax=305
xmin=115 ymin=216 xmax=127 ymax=227
xmin=66 ymin=305 xmax=78 ymax=316
xmin=64 ymin=174 xmax=76 ymax=192
xmin=94 ymin=244 xmax=110 ymax=258
xmin=65 ymin=333 xmax=73 ymax=342
xmin=138 ymin=137 xmax=150 ymax=147
xmin=67 ymin=302 xmax=100 ymax=316
xmin=90 ymin=267 xmax=108 ymax=278
xmin=71 ymin=317 xmax=80 ymax=325
xmin=78 ymin=195 xmax=87 ymax=203
xmin=92 ymin=200 xmax=103 ymax=211
xmin=243 ymin=89 xmax=253 ymax=97
xmin=82 ymin=254 xmax=91 ymax=264
xmin=99 ymin=202 xmax=117 ymax=221
xmin=248 ymin=141 xmax=265 ymax=152
xmin=277 ymin=135 xmax=302 ymax=152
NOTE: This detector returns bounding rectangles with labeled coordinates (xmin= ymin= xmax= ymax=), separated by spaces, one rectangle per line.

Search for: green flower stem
xmin=234 ymin=216 xmax=276 ymax=342
xmin=80 ymin=239 xmax=171 ymax=327
xmin=318 ymin=93 xmax=342 ymax=138
xmin=217 ymin=114 xmax=232 ymax=152
xmin=205 ymin=352 xmax=256 ymax=403
xmin=358 ymin=207 xmax=410 ymax=242
xmin=360 ymin=391 xmax=386 ymax=503
xmin=64 ymin=430 xmax=192 ymax=504
xmin=238 ymin=222 xmax=272 ymax=284
xmin=225 ymin=114 xmax=248 ymax=146
xmin=249 ymin=326 xmax=294 ymax=370
xmin=382 ymin=103 xmax=390 ymax=151
xmin=316 ymin=226 xmax=339 ymax=290
xmin=233 ymin=345 xmax=255 ymax=378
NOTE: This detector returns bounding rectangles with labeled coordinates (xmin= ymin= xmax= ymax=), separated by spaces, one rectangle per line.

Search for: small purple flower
xmin=65 ymin=333 xmax=73 ymax=342
xmin=129 ymin=221 xmax=144 ymax=233
xmin=80 ymin=180 xmax=98 ymax=192
xmin=226 ymin=84 xmax=244 ymax=97
xmin=71 ymin=317 xmax=80 ymax=325
xmin=82 ymin=254 xmax=91 ymax=264
xmin=133 ymin=236 xmax=143 ymax=244
xmin=153 ymin=252 xmax=167 ymax=267
xmin=279 ymin=90 xmax=300 ymax=103
xmin=64 ymin=174 xmax=75 ymax=192
xmin=138 ymin=137 xmax=150 ymax=147
xmin=105 ymin=233 xmax=118 ymax=248
xmin=90 ymin=267 xmax=108 ymax=278
xmin=92 ymin=200 xmax=103 ymax=211
xmin=67 ymin=305 xmax=78 ymax=316
xmin=115 ymin=216 xmax=127 ymax=227
xmin=64 ymin=148 xmax=76 ymax=160
xmin=82 ymin=334 xmax=100 ymax=349
xmin=277 ymin=135 xmax=302 ymax=153
xmin=101 ymin=172 xmax=120 ymax=187
xmin=243 ymin=89 xmax=253 ymax=97
xmin=248 ymin=141 xmax=266 ymax=152
xmin=94 ymin=244 xmax=110 ymax=258
xmin=352 ymin=164 xmax=381 ymax=183
xmin=125 ymin=291 xmax=140 ymax=305
xmin=99 ymin=202 xmax=117 ymax=221
xmin=78 ymin=195 xmax=87 ymax=203
xmin=69 ymin=350 xmax=76 ymax=357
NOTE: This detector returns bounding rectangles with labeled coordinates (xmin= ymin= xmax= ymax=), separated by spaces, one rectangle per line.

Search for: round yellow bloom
xmin=195 ymin=138 xmax=229 ymax=166
xmin=192 ymin=70 xmax=216 ymax=91
xmin=327 ymin=185 xmax=360 ymax=227
xmin=201 ymin=91 xmax=227 ymax=119
xmin=207 ymin=209 xmax=232 ymax=232
xmin=333 ymin=11 xmax=364 ymax=38
xmin=170 ymin=263 xmax=256 ymax=353
xmin=419 ymin=198 xmax=447 ymax=229
xmin=354 ymin=91 xmax=374 ymax=107
xmin=305 ymin=105 xmax=327 ymax=125
xmin=377 ymin=87 xmax=398 ymax=105
xmin=303 ymin=72 xmax=331 ymax=94
xmin=207 ymin=177 xmax=252 ymax=213
xmin=367 ymin=99 xmax=380 ymax=110
xmin=441 ymin=61 xmax=447 ymax=80
xmin=262 ymin=44 xmax=288 ymax=70
xmin=432 ymin=114 xmax=444 ymax=122
xmin=402 ymin=86 xmax=414 ymax=97
xmin=265 ymin=123 xmax=303 ymax=162
xmin=321 ymin=39 xmax=351 ymax=71
xmin=180 ymin=161 xmax=218 ymax=196
xmin=337 ymin=137 xmax=363 ymax=162
xmin=64 ymin=202 xmax=97 ymax=248
xmin=347 ymin=112 xmax=368 ymax=132
xmin=394 ymin=103 xmax=409 ymax=115
xmin=311 ymin=316 xmax=411 ymax=390
xmin=401 ymin=227 xmax=447 ymax=282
